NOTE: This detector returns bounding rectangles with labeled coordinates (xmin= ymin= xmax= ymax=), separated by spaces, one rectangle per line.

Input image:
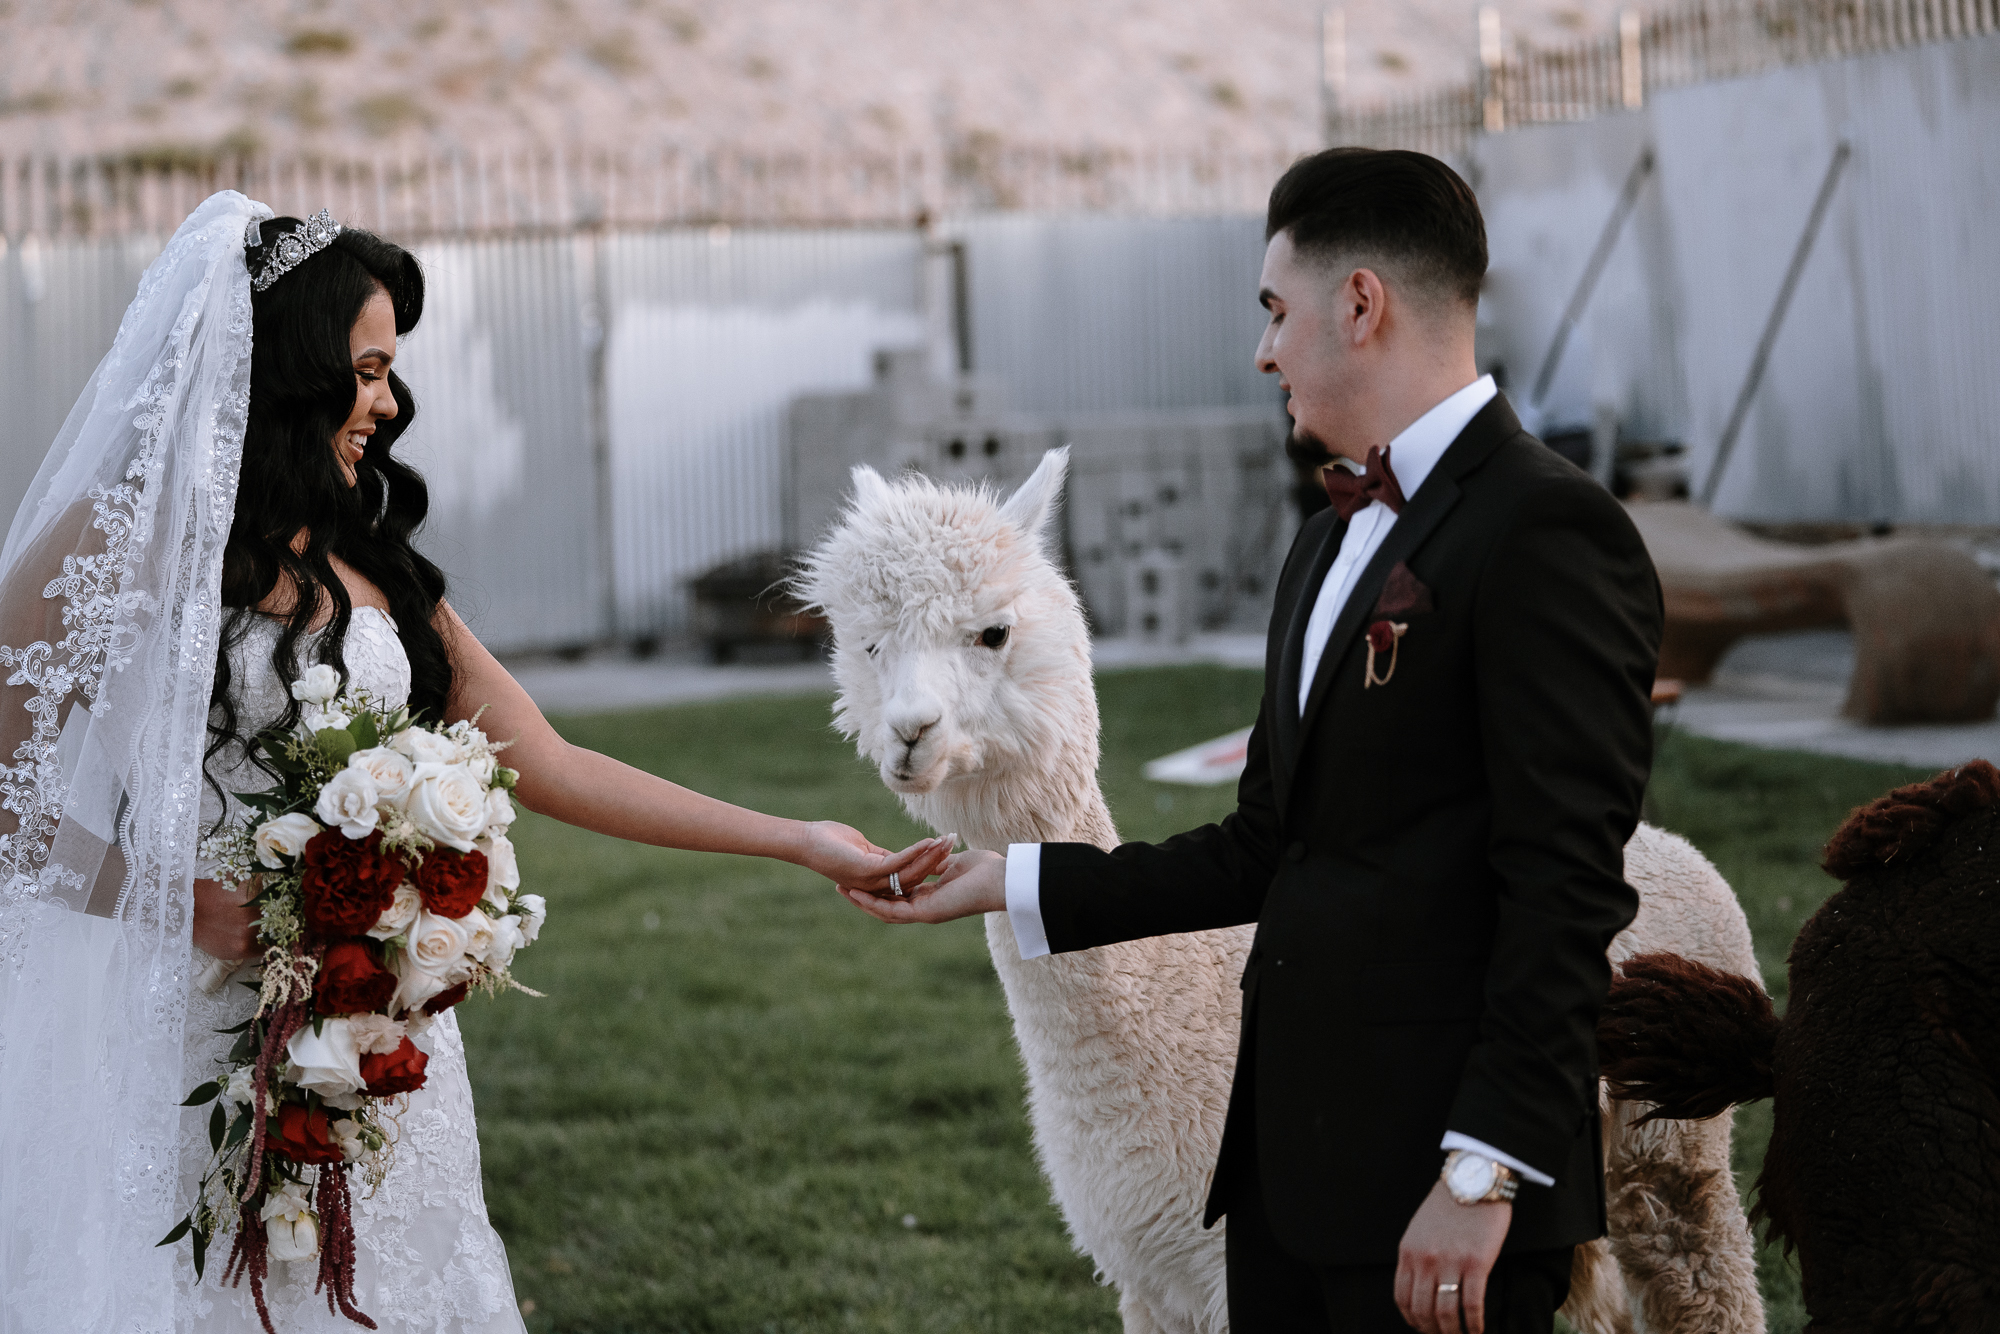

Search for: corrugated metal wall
xmin=0 ymin=214 xmax=1283 ymax=650
xmin=957 ymin=215 xmax=1278 ymax=414
xmin=1473 ymin=30 xmax=2000 ymax=523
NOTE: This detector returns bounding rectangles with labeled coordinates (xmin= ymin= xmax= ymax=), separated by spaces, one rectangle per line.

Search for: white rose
xmin=366 ymin=882 xmax=423 ymax=941
xmin=390 ymin=911 xmax=473 ymax=1015
xmin=482 ymin=787 xmax=516 ymax=837
xmin=454 ymin=910 xmax=496 ymax=968
xmin=388 ymin=727 xmax=458 ymax=765
xmin=515 ymin=893 xmax=547 ymax=944
xmin=224 ymin=1067 xmax=257 ymax=1107
xmin=253 ymin=812 xmax=322 ymax=868
xmin=313 ymin=768 xmax=380 ymax=840
xmin=261 ymin=1180 xmax=320 ymax=1262
xmin=290 ymin=663 xmax=341 ymax=705
xmin=403 ymin=763 xmax=487 ymax=852
xmin=388 ymin=953 xmax=450 ymax=1017
xmin=466 ymin=750 xmax=497 ymax=785
xmin=285 ymin=1017 xmax=365 ymax=1099
xmin=478 ymin=833 xmax=520 ymax=911
xmin=483 ymin=914 xmax=525 ymax=971
xmin=346 ymin=747 xmax=415 ymax=806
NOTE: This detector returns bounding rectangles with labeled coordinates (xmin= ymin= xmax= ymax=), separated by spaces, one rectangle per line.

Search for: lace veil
xmin=0 ymin=191 xmax=271 ymax=1333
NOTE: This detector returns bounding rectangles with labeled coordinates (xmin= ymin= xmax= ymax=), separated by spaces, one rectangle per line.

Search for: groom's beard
xmin=1285 ymin=424 xmax=1334 ymax=472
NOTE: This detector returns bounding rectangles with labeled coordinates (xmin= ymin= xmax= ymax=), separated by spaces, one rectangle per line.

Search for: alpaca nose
xmin=893 ymin=717 xmax=937 ymax=748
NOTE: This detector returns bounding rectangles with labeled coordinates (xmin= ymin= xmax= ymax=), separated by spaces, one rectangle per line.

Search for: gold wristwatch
xmin=1442 ymin=1150 xmax=1519 ymax=1205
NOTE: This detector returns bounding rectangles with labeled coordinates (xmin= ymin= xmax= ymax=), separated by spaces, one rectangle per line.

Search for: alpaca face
xmin=796 ymin=450 xmax=1093 ymax=808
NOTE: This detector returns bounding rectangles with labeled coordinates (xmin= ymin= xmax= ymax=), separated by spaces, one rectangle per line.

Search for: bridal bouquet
xmin=165 ymin=666 xmax=546 ymax=1332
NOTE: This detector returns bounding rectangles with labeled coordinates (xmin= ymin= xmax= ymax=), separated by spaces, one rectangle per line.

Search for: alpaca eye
xmin=979 ymin=626 xmax=1009 ymax=649
xmin=864 ymin=643 xmax=878 ymax=658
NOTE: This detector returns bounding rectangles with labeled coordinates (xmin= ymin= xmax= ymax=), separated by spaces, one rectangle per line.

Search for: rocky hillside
xmin=0 ymin=0 xmax=1637 ymax=161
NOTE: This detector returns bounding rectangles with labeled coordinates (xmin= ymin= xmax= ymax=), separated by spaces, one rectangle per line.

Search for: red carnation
xmin=422 ymin=981 xmax=470 ymax=1015
xmin=358 ymin=1036 xmax=429 ymax=1096
xmin=414 ymin=848 xmax=489 ymax=919
xmin=1366 ymin=620 xmax=1400 ymax=655
xmin=314 ymin=939 xmax=397 ymax=1016
xmin=272 ymin=1102 xmax=346 ymax=1165
xmin=300 ymin=830 xmax=406 ymax=937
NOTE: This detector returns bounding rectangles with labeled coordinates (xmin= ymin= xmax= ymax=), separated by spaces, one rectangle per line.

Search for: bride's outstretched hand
xmin=840 ymin=848 xmax=1008 ymax=924
xmin=798 ymin=821 xmax=952 ymax=894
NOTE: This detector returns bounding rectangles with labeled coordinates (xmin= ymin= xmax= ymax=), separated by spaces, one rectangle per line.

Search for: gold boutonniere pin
xmin=1363 ymin=619 xmax=1409 ymax=689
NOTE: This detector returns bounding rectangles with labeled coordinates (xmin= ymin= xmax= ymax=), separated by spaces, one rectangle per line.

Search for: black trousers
xmin=1223 ymin=1154 xmax=1574 ymax=1333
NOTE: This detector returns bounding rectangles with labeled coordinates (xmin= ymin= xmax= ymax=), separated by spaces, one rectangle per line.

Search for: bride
xmin=0 ymin=193 xmax=947 ymax=1334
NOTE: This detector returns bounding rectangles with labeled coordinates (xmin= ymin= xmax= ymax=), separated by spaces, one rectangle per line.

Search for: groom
xmin=843 ymin=147 xmax=1661 ymax=1333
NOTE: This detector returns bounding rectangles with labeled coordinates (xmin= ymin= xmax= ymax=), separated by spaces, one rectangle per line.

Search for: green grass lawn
xmin=463 ymin=665 xmax=1933 ymax=1333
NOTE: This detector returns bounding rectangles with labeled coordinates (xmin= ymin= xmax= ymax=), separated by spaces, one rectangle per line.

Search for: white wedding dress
xmin=176 ymin=607 xmax=526 ymax=1334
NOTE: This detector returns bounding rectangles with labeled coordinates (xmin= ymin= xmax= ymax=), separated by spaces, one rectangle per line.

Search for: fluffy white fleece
xmin=797 ymin=449 xmax=1764 ymax=1334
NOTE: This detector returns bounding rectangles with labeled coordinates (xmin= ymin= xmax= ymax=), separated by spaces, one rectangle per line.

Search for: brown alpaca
xmin=1599 ymin=760 xmax=2000 ymax=1333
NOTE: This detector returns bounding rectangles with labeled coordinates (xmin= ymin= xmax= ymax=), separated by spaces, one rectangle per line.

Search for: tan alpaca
xmin=797 ymin=449 xmax=1764 ymax=1334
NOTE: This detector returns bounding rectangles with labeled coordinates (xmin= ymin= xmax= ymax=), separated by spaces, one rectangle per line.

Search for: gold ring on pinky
xmin=889 ymin=871 xmax=903 ymax=896
xmin=1436 ymin=1283 xmax=1461 ymax=1295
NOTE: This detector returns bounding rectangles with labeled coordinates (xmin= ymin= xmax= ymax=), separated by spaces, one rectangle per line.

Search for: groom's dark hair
xmin=1266 ymin=147 xmax=1487 ymax=308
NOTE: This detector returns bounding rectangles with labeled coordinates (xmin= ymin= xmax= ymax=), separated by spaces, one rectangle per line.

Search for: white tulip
xmin=482 ymin=914 xmax=525 ymax=971
xmin=313 ymin=768 xmax=380 ymax=840
xmin=403 ymin=763 xmax=487 ymax=852
xmin=284 ymin=1017 xmax=365 ymax=1100
xmin=483 ymin=787 xmax=516 ymax=837
xmin=478 ymin=833 xmax=521 ymax=911
xmin=289 ymin=664 xmax=341 ymax=705
xmin=261 ymin=1179 xmax=321 ymax=1262
xmin=346 ymin=747 xmax=415 ymax=806
xmin=253 ymin=812 xmax=322 ymax=868
xmin=515 ymin=893 xmax=547 ymax=944
xmin=366 ymin=882 xmax=423 ymax=941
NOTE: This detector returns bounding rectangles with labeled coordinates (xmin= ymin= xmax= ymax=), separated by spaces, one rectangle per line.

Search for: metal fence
xmin=1336 ymin=0 xmax=2000 ymax=159
xmin=0 ymin=146 xmax=1300 ymax=242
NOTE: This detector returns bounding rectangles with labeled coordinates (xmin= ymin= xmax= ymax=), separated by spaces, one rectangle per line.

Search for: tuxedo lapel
xmin=1290 ymin=395 xmax=1524 ymax=775
xmin=1273 ymin=514 xmax=1348 ymax=780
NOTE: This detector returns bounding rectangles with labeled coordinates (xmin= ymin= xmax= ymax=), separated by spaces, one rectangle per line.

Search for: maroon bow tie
xmin=1322 ymin=445 xmax=1406 ymax=520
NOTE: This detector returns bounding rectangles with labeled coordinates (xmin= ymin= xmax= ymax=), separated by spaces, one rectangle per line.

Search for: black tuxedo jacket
xmin=1037 ymin=395 xmax=1662 ymax=1265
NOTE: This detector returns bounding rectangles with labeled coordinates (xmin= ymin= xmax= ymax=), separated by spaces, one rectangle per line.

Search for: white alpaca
xmin=798 ymin=449 xmax=1764 ymax=1334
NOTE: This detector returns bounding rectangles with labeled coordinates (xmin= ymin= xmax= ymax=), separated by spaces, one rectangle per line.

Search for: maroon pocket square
xmin=1372 ymin=562 xmax=1434 ymax=618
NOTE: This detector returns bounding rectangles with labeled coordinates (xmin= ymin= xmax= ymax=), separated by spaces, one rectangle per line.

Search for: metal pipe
xmin=1529 ymin=145 xmax=1655 ymax=410
xmin=1696 ymin=139 xmax=1852 ymax=507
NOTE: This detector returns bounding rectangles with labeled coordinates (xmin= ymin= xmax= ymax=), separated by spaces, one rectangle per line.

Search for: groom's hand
xmin=840 ymin=848 xmax=1008 ymax=924
xmin=1394 ymin=1179 xmax=1511 ymax=1334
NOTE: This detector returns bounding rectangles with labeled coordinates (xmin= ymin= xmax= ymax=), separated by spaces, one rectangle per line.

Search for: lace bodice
xmin=177 ymin=607 xmax=524 ymax=1334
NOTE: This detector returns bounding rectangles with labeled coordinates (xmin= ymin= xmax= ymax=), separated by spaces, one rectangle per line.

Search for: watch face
xmin=1447 ymin=1154 xmax=1495 ymax=1199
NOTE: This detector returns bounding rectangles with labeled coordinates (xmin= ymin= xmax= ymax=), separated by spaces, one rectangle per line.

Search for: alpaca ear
xmin=848 ymin=463 xmax=893 ymax=511
xmin=1000 ymin=447 xmax=1069 ymax=548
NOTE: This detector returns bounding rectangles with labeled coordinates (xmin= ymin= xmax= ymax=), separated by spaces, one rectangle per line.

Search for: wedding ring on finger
xmin=889 ymin=871 xmax=903 ymax=897
xmin=1436 ymin=1282 xmax=1461 ymax=1295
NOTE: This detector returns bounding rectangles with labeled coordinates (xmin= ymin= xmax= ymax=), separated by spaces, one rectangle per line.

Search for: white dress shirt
xmin=1003 ymin=374 xmax=1551 ymax=1187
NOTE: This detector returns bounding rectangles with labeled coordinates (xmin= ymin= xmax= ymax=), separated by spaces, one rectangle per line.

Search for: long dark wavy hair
xmin=206 ymin=218 xmax=454 ymax=799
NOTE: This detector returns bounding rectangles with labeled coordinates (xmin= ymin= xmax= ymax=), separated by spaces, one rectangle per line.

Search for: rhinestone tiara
xmin=251 ymin=209 xmax=343 ymax=292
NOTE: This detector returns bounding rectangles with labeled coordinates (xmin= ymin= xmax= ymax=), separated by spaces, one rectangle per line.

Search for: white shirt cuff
xmin=1440 ymin=1131 xmax=1556 ymax=1187
xmin=1004 ymin=843 xmax=1050 ymax=961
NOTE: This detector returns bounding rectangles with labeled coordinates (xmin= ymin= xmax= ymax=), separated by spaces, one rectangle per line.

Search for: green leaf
xmin=208 ymin=1101 xmax=226 ymax=1151
xmin=224 ymin=1107 xmax=253 ymax=1152
xmin=156 ymin=1215 xmax=193 ymax=1247
xmin=351 ymin=714 xmax=379 ymax=751
xmin=179 ymin=1080 xmax=221 ymax=1107
xmin=316 ymin=728 xmax=357 ymax=765
xmin=192 ymin=1226 xmax=208 ymax=1281
xmin=217 ymin=1016 xmax=256 ymax=1034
